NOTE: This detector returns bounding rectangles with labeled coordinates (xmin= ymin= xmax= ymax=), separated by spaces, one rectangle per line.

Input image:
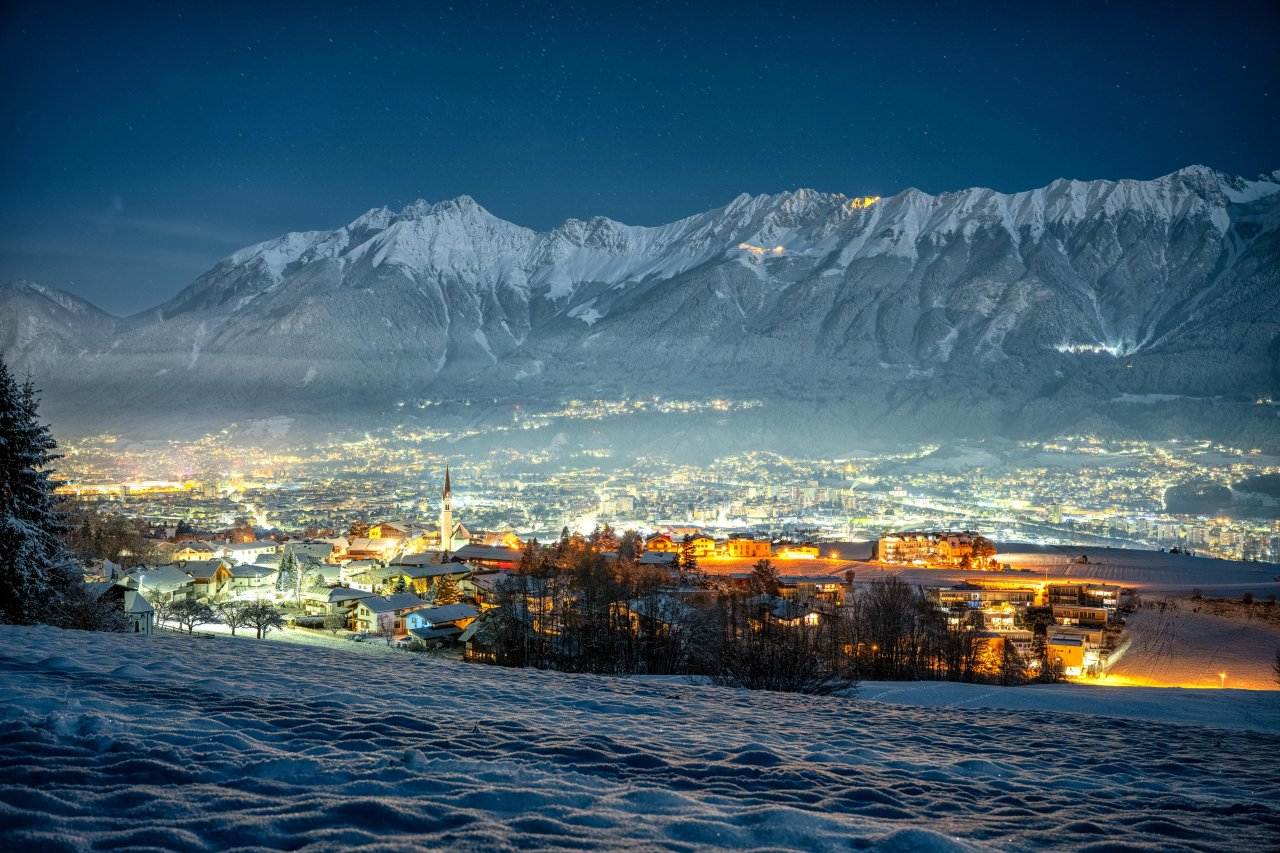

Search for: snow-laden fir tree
xmin=0 ymin=358 xmax=82 ymax=624
xmin=433 ymin=572 xmax=461 ymax=605
xmin=275 ymin=548 xmax=299 ymax=602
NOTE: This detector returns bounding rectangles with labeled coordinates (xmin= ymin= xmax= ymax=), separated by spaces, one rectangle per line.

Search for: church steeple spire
xmin=439 ymin=464 xmax=454 ymax=552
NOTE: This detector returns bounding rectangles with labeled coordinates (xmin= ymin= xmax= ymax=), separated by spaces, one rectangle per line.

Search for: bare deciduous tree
xmin=170 ymin=599 xmax=214 ymax=634
xmin=244 ymin=601 xmax=285 ymax=639
xmin=213 ymin=598 xmax=251 ymax=636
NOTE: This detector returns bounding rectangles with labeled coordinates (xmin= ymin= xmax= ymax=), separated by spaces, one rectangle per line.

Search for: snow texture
xmin=0 ymin=624 xmax=1277 ymax=851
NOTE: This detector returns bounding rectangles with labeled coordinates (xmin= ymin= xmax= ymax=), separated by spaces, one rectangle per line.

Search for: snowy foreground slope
xmin=1 ymin=626 xmax=1278 ymax=852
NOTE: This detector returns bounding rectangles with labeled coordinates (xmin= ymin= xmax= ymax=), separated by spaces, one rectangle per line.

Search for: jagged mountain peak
xmin=6 ymin=165 xmax=1278 ymax=450
xmin=0 ymin=279 xmax=116 ymax=318
xmin=394 ymin=194 xmax=494 ymax=221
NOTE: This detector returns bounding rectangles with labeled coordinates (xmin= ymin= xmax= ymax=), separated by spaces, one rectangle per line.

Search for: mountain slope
xmin=6 ymin=166 xmax=1280 ymax=446
xmin=0 ymin=280 xmax=118 ymax=374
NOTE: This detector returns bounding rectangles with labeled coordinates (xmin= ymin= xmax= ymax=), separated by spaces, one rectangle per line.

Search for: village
xmin=82 ymin=467 xmax=1136 ymax=683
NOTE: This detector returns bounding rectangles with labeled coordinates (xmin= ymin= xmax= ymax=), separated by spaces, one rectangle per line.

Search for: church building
xmin=438 ymin=465 xmax=471 ymax=553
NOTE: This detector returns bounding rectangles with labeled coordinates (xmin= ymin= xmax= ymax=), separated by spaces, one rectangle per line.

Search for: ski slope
xmin=0 ymin=624 xmax=1277 ymax=851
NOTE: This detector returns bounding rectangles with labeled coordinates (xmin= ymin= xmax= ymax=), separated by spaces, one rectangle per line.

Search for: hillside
xmin=1 ymin=624 xmax=1277 ymax=850
xmin=4 ymin=166 xmax=1280 ymax=448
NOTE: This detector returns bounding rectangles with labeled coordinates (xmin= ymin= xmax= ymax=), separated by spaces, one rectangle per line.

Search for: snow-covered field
xmin=992 ymin=546 xmax=1280 ymax=597
xmin=2 ymin=626 xmax=1278 ymax=850
xmin=1103 ymin=606 xmax=1280 ymax=690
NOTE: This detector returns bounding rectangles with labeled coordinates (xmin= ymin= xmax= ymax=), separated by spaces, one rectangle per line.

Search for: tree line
xmin=480 ymin=530 xmax=1045 ymax=693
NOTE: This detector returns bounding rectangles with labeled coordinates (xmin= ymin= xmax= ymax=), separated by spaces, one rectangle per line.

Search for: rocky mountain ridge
xmin=4 ymin=165 xmax=1279 ymax=448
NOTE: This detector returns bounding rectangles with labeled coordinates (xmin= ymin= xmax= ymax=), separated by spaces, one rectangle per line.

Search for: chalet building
xmin=301 ymin=586 xmax=372 ymax=618
xmin=181 ymin=558 xmax=233 ymax=599
xmin=340 ymin=559 xmax=385 ymax=590
xmin=390 ymin=552 xmax=444 ymax=568
xmin=379 ymin=561 xmax=470 ymax=597
xmin=723 ymin=536 xmax=772 ymax=558
xmin=129 ymin=565 xmax=196 ymax=602
xmin=220 ymin=540 xmax=280 ymax=565
xmin=637 ymin=551 xmax=679 ymax=569
xmin=1048 ymin=624 xmax=1105 ymax=646
xmin=876 ymin=531 xmax=986 ymax=565
xmin=405 ymin=603 xmax=479 ymax=644
xmin=350 ymin=593 xmax=430 ymax=635
xmin=172 ymin=542 xmax=220 ymax=562
xmin=449 ymin=543 xmax=522 ymax=571
xmin=459 ymin=613 xmax=502 ymax=662
xmin=688 ymin=535 xmax=717 ymax=558
xmin=285 ymin=541 xmax=342 ymax=564
xmin=645 ymin=534 xmax=677 ymax=553
xmin=998 ymin=629 xmax=1036 ymax=659
xmin=777 ymin=575 xmax=849 ymax=605
xmin=212 ymin=563 xmax=277 ymax=599
xmin=1051 ymin=603 xmax=1110 ymax=627
xmin=320 ymin=536 xmax=350 ymax=561
xmin=1047 ymin=583 xmax=1123 ymax=610
xmin=468 ymin=572 xmax=506 ymax=610
xmin=345 ymin=537 xmax=400 ymax=561
xmin=748 ymin=595 xmax=823 ymax=627
xmin=476 ymin=530 xmax=523 ymax=549
xmin=369 ymin=520 xmax=414 ymax=541
xmin=625 ymin=594 xmax=698 ymax=635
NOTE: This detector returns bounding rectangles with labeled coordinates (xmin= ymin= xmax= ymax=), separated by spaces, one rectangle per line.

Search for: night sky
xmin=2 ymin=1 xmax=1277 ymax=315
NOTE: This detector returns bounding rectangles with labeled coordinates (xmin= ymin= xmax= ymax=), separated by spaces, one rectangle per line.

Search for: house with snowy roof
xmin=369 ymin=520 xmax=416 ymax=540
xmin=129 ymin=565 xmax=195 ymax=602
xmin=179 ymin=558 xmax=233 ymax=600
xmin=301 ymin=586 xmax=372 ymax=618
xmin=381 ymin=560 xmax=470 ymax=597
xmin=88 ymin=582 xmax=155 ymax=634
xmin=405 ymin=602 xmax=478 ymax=643
xmin=212 ymin=563 xmax=277 ymax=599
xmin=221 ymin=540 xmax=280 ymax=565
xmin=626 ymin=594 xmax=698 ymax=634
xmin=346 ymin=536 xmax=401 ymax=561
xmin=172 ymin=541 xmax=221 ymax=562
xmin=350 ymin=592 xmax=430 ymax=635
xmin=448 ymin=543 xmax=522 ymax=570
xmin=285 ymin=541 xmax=340 ymax=564
xmin=340 ymin=559 xmax=386 ymax=591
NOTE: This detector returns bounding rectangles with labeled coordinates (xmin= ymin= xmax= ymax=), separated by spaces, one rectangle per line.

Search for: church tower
xmin=439 ymin=465 xmax=454 ymax=552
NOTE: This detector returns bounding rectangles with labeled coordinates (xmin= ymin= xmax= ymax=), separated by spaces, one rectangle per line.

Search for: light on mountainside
xmin=736 ymin=242 xmax=785 ymax=257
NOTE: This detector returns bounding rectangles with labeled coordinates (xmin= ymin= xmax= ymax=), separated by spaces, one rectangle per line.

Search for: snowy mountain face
xmin=6 ymin=166 xmax=1280 ymax=446
xmin=0 ymin=280 xmax=118 ymax=373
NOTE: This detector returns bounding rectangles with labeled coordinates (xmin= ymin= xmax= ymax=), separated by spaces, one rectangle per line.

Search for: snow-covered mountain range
xmin=4 ymin=165 xmax=1279 ymax=445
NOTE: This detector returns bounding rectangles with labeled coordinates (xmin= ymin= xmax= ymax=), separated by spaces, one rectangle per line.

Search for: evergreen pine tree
xmin=434 ymin=572 xmax=461 ymax=605
xmin=0 ymin=361 xmax=80 ymax=624
xmin=275 ymin=548 xmax=299 ymax=600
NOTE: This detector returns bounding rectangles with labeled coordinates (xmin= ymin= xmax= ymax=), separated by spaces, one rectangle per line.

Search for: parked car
xmin=348 ymin=632 xmax=370 ymax=642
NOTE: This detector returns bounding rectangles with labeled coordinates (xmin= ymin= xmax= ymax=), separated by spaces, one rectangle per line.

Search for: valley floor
xmin=1 ymin=625 xmax=1278 ymax=851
